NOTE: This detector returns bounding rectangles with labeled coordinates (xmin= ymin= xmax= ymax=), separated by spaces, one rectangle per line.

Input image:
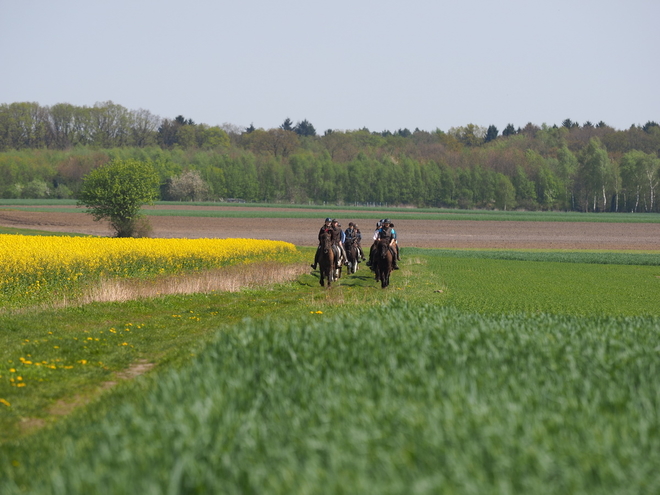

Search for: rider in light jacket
xmin=366 ymin=219 xmax=399 ymax=270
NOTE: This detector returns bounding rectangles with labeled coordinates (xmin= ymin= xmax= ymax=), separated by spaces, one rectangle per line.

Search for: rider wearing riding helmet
xmin=366 ymin=220 xmax=384 ymax=268
xmin=385 ymin=219 xmax=401 ymax=261
xmin=310 ymin=217 xmax=335 ymax=270
xmin=331 ymin=219 xmax=348 ymax=267
xmin=345 ymin=222 xmax=365 ymax=261
xmin=367 ymin=219 xmax=399 ymax=270
xmin=379 ymin=219 xmax=400 ymax=269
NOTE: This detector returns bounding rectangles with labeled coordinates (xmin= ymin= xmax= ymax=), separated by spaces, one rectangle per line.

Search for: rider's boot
xmin=391 ymin=248 xmax=400 ymax=269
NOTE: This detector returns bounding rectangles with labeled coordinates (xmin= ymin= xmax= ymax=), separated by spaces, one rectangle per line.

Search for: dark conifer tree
xmin=484 ymin=125 xmax=499 ymax=142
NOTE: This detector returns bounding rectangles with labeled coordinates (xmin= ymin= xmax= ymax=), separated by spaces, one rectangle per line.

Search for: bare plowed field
xmin=1 ymin=206 xmax=659 ymax=250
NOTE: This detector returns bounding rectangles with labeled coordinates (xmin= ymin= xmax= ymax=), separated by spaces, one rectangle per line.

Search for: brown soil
xmin=1 ymin=205 xmax=659 ymax=250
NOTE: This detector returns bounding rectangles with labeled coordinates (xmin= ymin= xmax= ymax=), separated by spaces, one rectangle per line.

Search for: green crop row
xmin=3 ymin=199 xmax=660 ymax=223
xmin=407 ymin=247 xmax=660 ymax=266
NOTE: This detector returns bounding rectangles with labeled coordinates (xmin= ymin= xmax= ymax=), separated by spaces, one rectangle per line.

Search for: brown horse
xmin=373 ymin=239 xmax=393 ymax=288
xmin=318 ymin=231 xmax=335 ymax=287
xmin=344 ymin=237 xmax=359 ymax=274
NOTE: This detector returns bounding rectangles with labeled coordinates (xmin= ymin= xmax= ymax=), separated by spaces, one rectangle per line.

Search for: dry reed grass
xmin=76 ymin=262 xmax=309 ymax=304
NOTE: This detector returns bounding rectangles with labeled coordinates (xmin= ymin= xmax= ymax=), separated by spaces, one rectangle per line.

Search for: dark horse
xmin=318 ymin=231 xmax=335 ymax=287
xmin=373 ymin=239 xmax=393 ymax=288
xmin=344 ymin=237 xmax=359 ymax=275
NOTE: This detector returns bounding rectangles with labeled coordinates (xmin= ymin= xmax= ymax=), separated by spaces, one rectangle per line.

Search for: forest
xmin=1 ymin=101 xmax=659 ymax=212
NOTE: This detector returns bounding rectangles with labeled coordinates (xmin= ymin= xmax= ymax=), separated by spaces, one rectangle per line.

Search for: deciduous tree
xmin=77 ymin=159 xmax=160 ymax=237
xmin=577 ymin=138 xmax=614 ymax=211
xmin=168 ymin=170 xmax=209 ymax=201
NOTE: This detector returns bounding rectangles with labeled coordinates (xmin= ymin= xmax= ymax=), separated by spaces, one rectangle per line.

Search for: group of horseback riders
xmin=311 ymin=217 xmax=400 ymax=272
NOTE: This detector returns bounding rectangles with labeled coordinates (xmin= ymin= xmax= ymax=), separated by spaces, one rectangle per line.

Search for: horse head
xmin=377 ymin=239 xmax=390 ymax=258
xmin=321 ymin=231 xmax=332 ymax=253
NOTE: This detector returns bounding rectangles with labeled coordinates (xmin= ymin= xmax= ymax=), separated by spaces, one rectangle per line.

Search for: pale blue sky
xmin=1 ymin=0 xmax=658 ymax=133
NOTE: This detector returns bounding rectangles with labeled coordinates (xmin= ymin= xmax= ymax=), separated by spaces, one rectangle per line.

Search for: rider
xmin=332 ymin=219 xmax=348 ymax=267
xmin=385 ymin=219 xmax=401 ymax=261
xmin=344 ymin=222 xmax=365 ymax=262
xmin=366 ymin=220 xmax=383 ymax=268
xmin=310 ymin=217 xmax=335 ymax=270
xmin=367 ymin=219 xmax=399 ymax=270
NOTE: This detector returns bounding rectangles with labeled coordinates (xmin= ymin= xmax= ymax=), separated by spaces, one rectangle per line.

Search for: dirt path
xmin=1 ymin=207 xmax=659 ymax=250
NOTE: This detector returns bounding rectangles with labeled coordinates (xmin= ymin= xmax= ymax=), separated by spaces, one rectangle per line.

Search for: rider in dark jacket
xmin=366 ymin=220 xmax=383 ymax=268
xmin=331 ymin=219 xmax=347 ymax=267
xmin=344 ymin=222 xmax=365 ymax=262
xmin=311 ymin=218 xmax=334 ymax=270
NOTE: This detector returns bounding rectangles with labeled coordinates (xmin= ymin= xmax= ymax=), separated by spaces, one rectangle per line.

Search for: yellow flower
xmin=0 ymin=398 xmax=10 ymax=407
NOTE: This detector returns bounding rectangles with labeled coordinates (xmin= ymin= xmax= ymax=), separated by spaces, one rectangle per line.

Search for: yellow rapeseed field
xmin=0 ymin=235 xmax=296 ymax=307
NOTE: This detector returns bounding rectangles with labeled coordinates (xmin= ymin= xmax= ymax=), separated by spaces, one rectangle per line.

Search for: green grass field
xmin=2 ymin=198 xmax=660 ymax=223
xmin=1 ymin=219 xmax=660 ymax=493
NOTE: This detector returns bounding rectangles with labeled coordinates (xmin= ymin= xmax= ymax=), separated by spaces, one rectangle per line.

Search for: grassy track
xmin=1 ymin=231 xmax=660 ymax=493
xmin=0 ymin=227 xmax=90 ymax=236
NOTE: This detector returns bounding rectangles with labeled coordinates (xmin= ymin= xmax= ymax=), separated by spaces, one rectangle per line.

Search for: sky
xmin=1 ymin=0 xmax=658 ymax=134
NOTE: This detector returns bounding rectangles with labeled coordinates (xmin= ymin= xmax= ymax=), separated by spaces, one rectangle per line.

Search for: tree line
xmin=1 ymin=101 xmax=659 ymax=213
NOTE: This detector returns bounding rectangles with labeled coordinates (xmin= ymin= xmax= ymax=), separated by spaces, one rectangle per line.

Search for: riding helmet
xmin=325 ymin=217 xmax=332 ymax=222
